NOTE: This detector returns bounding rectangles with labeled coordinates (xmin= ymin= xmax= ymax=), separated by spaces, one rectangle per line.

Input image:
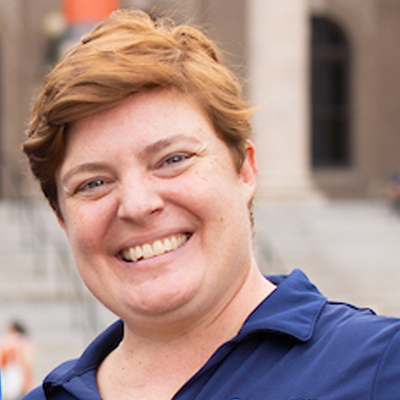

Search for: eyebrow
xmin=60 ymin=134 xmax=203 ymax=186
xmin=140 ymin=134 xmax=202 ymax=158
xmin=60 ymin=163 xmax=111 ymax=187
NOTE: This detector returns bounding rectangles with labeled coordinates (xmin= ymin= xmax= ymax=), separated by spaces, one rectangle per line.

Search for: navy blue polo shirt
xmin=23 ymin=269 xmax=400 ymax=400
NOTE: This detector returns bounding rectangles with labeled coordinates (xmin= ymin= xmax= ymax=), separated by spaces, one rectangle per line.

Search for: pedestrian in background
xmin=0 ymin=321 xmax=34 ymax=400
xmin=387 ymin=165 xmax=400 ymax=215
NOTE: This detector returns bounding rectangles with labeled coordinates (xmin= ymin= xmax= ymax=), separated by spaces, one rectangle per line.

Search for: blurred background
xmin=1 ymin=0 xmax=400 ymax=390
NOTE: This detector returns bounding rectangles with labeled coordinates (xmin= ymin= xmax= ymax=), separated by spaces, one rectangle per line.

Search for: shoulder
xmin=315 ymin=300 xmax=400 ymax=351
xmin=316 ymin=302 xmax=400 ymax=399
xmin=266 ymin=270 xmax=400 ymax=398
xmin=372 ymin=327 xmax=400 ymax=400
xmin=319 ymin=301 xmax=400 ymax=338
xmin=22 ymin=386 xmax=46 ymax=400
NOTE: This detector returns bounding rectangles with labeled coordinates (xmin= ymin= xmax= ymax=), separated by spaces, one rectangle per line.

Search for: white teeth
xmin=135 ymin=245 xmax=143 ymax=260
xmin=121 ymin=234 xmax=189 ymax=262
xmin=129 ymin=247 xmax=138 ymax=262
xmin=178 ymin=235 xmax=186 ymax=246
xmin=153 ymin=240 xmax=165 ymax=256
xmin=142 ymin=244 xmax=154 ymax=259
xmin=163 ymin=238 xmax=172 ymax=252
xmin=122 ymin=249 xmax=131 ymax=261
xmin=170 ymin=236 xmax=178 ymax=249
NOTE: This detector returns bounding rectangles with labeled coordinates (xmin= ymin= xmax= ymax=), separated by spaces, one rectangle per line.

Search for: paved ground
xmin=1 ymin=198 xmax=400 ymax=386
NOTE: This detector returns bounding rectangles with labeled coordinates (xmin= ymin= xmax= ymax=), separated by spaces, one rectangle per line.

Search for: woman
xmin=23 ymin=9 xmax=400 ymax=400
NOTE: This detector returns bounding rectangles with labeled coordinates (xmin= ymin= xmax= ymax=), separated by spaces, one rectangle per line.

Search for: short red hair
xmin=23 ymin=9 xmax=253 ymax=217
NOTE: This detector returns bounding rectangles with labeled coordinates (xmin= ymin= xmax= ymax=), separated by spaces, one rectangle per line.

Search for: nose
xmin=117 ymin=173 xmax=165 ymax=224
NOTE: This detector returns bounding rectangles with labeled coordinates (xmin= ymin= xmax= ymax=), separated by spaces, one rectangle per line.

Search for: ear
xmin=239 ymin=140 xmax=258 ymax=202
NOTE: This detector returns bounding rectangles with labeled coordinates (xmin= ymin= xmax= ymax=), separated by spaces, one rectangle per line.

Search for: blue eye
xmin=77 ymin=179 xmax=105 ymax=192
xmin=164 ymin=154 xmax=190 ymax=165
xmin=155 ymin=152 xmax=196 ymax=177
xmin=87 ymin=179 xmax=105 ymax=189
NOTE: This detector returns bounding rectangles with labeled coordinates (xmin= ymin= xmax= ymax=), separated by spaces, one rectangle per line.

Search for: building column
xmin=248 ymin=0 xmax=322 ymax=200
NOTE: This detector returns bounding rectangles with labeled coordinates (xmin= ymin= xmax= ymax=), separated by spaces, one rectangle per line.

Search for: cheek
xmin=188 ymin=169 xmax=243 ymax=213
xmin=63 ymin=201 xmax=111 ymax=251
xmin=175 ymin=172 xmax=245 ymax=232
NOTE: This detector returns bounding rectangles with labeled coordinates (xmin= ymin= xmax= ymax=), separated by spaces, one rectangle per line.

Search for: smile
xmin=120 ymin=233 xmax=191 ymax=262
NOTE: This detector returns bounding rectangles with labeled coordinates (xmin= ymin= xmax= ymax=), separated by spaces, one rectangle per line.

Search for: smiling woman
xmin=21 ymin=8 xmax=400 ymax=400
xmin=55 ymin=89 xmax=262 ymax=339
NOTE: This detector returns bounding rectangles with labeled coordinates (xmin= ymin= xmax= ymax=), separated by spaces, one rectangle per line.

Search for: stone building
xmin=1 ymin=0 xmax=399 ymax=201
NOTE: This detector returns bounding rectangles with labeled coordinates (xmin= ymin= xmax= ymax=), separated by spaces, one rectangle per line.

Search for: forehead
xmin=58 ymin=89 xmax=226 ymax=177
xmin=68 ymin=89 xmax=213 ymax=144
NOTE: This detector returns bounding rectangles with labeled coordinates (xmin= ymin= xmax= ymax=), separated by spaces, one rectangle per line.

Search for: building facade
xmin=1 ymin=0 xmax=399 ymax=200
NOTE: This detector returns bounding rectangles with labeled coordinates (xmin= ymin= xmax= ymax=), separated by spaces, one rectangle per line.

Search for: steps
xmin=0 ymin=201 xmax=82 ymax=300
xmin=254 ymin=199 xmax=400 ymax=317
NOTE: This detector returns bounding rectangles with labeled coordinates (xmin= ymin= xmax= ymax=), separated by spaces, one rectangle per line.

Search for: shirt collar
xmin=43 ymin=320 xmax=123 ymax=398
xmin=238 ymin=269 xmax=327 ymax=342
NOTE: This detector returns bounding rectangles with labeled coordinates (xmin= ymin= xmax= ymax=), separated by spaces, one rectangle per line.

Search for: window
xmin=311 ymin=17 xmax=351 ymax=167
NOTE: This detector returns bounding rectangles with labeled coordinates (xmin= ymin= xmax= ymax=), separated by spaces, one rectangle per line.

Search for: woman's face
xmin=56 ymin=89 xmax=257 ymax=331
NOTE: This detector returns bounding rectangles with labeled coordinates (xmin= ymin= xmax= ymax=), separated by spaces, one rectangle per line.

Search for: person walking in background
xmin=387 ymin=165 xmax=400 ymax=215
xmin=0 ymin=321 xmax=34 ymax=400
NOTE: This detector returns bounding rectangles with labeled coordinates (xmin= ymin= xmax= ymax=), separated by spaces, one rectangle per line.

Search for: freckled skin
xmin=57 ymin=89 xmax=264 ymax=335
